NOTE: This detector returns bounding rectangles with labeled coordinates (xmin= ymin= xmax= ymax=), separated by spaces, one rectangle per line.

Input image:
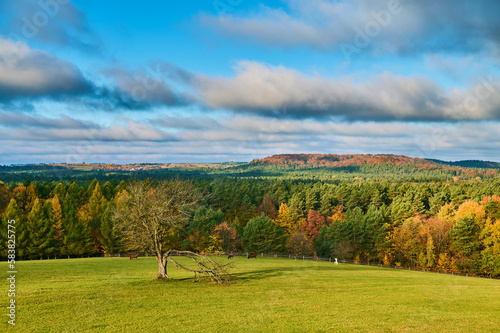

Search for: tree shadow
xmin=230 ymin=265 xmax=341 ymax=281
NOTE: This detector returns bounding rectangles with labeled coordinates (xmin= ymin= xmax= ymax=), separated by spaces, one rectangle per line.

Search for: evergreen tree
xmin=319 ymin=190 xmax=337 ymax=216
xmin=305 ymin=185 xmax=321 ymax=212
xmin=51 ymin=182 xmax=66 ymax=201
xmin=79 ymin=183 xmax=108 ymax=253
xmin=184 ymin=207 xmax=225 ymax=251
xmin=1 ymin=199 xmax=24 ymax=259
xmin=5 ymin=199 xmax=29 ymax=259
xmin=0 ymin=181 xmax=11 ymax=216
xmin=62 ymin=198 xmax=93 ymax=257
xmin=51 ymin=196 xmax=64 ymax=256
xmin=26 ymin=198 xmax=55 ymax=259
xmin=242 ymin=214 xmax=286 ymax=253
xmin=289 ymin=192 xmax=306 ymax=227
xmin=86 ymin=179 xmax=99 ymax=198
xmin=450 ymin=217 xmax=482 ymax=274
xmin=64 ymin=202 xmax=94 ymax=257
xmin=102 ymin=181 xmax=114 ymax=201
xmin=114 ymin=180 xmax=127 ymax=195
xmin=99 ymin=202 xmax=116 ymax=254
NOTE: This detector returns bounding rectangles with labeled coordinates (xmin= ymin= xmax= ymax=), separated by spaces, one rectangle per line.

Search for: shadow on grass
xmin=143 ymin=260 xmax=380 ymax=284
xmin=229 ymin=263 xmax=373 ymax=281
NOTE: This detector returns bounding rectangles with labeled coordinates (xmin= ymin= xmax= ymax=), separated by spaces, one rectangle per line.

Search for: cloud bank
xmin=200 ymin=0 xmax=500 ymax=55
xmin=196 ymin=61 xmax=500 ymax=122
xmin=0 ymin=37 xmax=93 ymax=101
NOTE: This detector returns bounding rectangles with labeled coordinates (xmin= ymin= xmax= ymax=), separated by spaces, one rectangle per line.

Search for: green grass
xmin=3 ymin=256 xmax=500 ymax=332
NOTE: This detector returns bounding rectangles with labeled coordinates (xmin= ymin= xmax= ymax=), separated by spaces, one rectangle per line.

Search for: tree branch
xmin=165 ymin=250 xmax=232 ymax=284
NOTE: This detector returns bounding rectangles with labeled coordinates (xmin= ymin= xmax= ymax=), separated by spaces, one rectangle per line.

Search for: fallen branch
xmin=165 ymin=250 xmax=233 ymax=284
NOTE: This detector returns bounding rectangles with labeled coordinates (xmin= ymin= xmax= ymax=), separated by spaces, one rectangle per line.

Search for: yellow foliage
xmin=436 ymin=253 xmax=458 ymax=273
xmin=482 ymin=218 xmax=500 ymax=251
xmin=205 ymin=234 xmax=223 ymax=254
xmin=455 ymin=200 xmax=486 ymax=227
xmin=330 ymin=205 xmax=344 ymax=223
xmin=354 ymin=254 xmax=361 ymax=264
xmin=381 ymin=251 xmax=394 ymax=266
xmin=437 ymin=203 xmax=455 ymax=221
xmin=51 ymin=196 xmax=64 ymax=242
xmin=274 ymin=203 xmax=296 ymax=234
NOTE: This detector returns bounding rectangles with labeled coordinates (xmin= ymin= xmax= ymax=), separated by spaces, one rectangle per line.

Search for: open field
xmin=3 ymin=257 xmax=500 ymax=332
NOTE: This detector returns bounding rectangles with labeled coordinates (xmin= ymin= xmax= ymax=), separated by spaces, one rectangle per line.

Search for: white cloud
xmin=199 ymin=0 xmax=500 ymax=56
xmin=0 ymin=37 xmax=92 ymax=100
xmin=196 ymin=61 xmax=500 ymax=121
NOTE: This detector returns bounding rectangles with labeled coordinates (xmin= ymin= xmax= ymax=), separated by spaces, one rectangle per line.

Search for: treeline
xmin=2 ymin=157 xmax=500 ymax=184
xmin=1 ymin=178 xmax=499 ymax=277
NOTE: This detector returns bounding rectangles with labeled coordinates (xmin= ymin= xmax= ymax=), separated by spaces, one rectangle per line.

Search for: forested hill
xmin=252 ymin=154 xmax=500 ymax=169
xmin=427 ymin=159 xmax=500 ymax=169
xmin=238 ymin=153 xmax=500 ymax=181
xmin=252 ymin=154 xmax=438 ymax=168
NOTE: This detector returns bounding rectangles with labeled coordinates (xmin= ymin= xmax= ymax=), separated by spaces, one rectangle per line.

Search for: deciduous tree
xmin=286 ymin=230 xmax=313 ymax=256
xmin=114 ymin=180 xmax=215 ymax=279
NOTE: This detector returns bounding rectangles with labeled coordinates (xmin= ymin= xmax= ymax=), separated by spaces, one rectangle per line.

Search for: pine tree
xmin=0 ymin=181 xmax=11 ymax=216
xmin=86 ymin=179 xmax=99 ymax=198
xmin=102 ymin=181 xmax=114 ymax=201
xmin=63 ymin=201 xmax=94 ymax=257
xmin=26 ymin=198 xmax=55 ymax=259
xmin=289 ymin=192 xmax=306 ymax=227
xmin=52 ymin=182 xmax=66 ymax=201
xmin=450 ymin=216 xmax=482 ymax=273
xmin=25 ymin=183 xmax=39 ymax=216
xmin=51 ymin=196 xmax=64 ymax=255
xmin=114 ymin=180 xmax=127 ymax=196
xmin=80 ymin=183 xmax=108 ymax=253
xmin=242 ymin=214 xmax=286 ymax=253
xmin=1 ymin=199 xmax=24 ymax=259
xmin=305 ymin=186 xmax=320 ymax=212
xmin=99 ymin=202 xmax=116 ymax=254
xmin=5 ymin=199 xmax=29 ymax=259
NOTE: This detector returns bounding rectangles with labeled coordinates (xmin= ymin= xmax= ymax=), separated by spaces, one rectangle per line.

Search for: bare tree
xmin=113 ymin=180 xmax=231 ymax=282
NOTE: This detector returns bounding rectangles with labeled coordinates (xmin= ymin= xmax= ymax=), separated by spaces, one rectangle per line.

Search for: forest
xmin=1 ymin=154 xmax=499 ymax=183
xmin=1 ymin=172 xmax=499 ymax=277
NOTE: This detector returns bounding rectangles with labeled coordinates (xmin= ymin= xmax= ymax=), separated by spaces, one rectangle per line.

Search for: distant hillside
xmin=240 ymin=153 xmax=499 ymax=181
xmin=252 ymin=154 xmax=500 ymax=169
xmin=427 ymin=159 xmax=500 ymax=169
xmin=252 ymin=154 xmax=441 ymax=169
xmin=1 ymin=154 xmax=498 ymax=183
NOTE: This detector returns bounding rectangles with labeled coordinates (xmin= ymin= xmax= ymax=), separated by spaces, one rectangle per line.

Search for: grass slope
xmin=4 ymin=257 xmax=500 ymax=332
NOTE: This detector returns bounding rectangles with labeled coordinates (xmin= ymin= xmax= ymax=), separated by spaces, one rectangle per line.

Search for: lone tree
xmin=113 ymin=180 xmax=231 ymax=283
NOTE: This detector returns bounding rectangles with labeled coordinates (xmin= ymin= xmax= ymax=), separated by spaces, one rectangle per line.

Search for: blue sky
xmin=0 ymin=0 xmax=499 ymax=164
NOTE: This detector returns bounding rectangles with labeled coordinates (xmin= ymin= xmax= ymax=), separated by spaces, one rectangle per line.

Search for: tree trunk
xmin=156 ymin=255 xmax=169 ymax=279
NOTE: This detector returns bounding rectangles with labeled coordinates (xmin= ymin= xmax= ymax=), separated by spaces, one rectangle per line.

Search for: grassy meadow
xmin=3 ymin=256 xmax=500 ymax=332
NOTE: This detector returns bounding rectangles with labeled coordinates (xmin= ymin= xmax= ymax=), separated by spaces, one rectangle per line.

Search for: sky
xmin=0 ymin=0 xmax=499 ymax=164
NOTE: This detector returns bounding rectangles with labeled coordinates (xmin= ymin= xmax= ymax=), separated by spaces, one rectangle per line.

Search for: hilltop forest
xmin=1 ymin=154 xmax=499 ymax=277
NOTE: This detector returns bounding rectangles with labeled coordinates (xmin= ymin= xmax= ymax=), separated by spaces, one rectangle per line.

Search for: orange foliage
xmin=480 ymin=195 xmax=500 ymax=205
